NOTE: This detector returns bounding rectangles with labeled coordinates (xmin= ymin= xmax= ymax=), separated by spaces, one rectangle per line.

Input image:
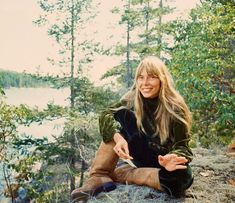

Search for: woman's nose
xmin=142 ymin=77 xmax=149 ymax=85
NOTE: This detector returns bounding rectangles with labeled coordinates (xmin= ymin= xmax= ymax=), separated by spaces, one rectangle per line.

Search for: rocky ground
xmin=88 ymin=147 xmax=235 ymax=203
xmin=2 ymin=147 xmax=234 ymax=203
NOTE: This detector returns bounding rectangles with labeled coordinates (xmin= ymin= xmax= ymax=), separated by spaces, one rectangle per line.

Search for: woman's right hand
xmin=113 ymin=133 xmax=133 ymax=160
xmin=158 ymin=154 xmax=188 ymax=171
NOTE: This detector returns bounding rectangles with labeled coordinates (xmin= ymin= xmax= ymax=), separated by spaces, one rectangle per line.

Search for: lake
xmin=0 ymin=87 xmax=70 ymax=201
xmin=4 ymin=87 xmax=70 ymax=109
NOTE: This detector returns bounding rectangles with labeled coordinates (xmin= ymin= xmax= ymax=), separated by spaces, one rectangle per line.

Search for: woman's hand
xmin=113 ymin=133 xmax=133 ymax=160
xmin=158 ymin=154 xmax=188 ymax=171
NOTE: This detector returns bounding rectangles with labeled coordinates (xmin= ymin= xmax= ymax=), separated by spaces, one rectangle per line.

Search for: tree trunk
xmin=145 ymin=1 xmax=150 ymax=45
xmin=158 ymin=0 xmax=163 ymax=56
xmin=69 ymin=0 xmax=76 ymax=193
xmin=126 ymin=0 xmax=131 ymax=88
xmin=79 ymin=159 xmax=85 ymax=187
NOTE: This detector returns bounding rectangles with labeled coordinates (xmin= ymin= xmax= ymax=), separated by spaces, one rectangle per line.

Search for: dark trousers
xmin=114 ymin=108 xmax=193 ymax=197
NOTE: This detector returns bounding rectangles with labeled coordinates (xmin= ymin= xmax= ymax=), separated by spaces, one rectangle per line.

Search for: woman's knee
xmin=159 ymin=166 xmax=193 ymax=197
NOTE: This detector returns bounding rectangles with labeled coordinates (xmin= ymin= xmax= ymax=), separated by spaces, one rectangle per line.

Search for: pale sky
xmin=0 ymin=0 xmax=200 ymax=83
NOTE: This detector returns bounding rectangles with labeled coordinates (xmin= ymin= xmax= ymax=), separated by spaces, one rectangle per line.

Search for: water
xmin=0 ymin=87 xmax=70 ymax=201
xmin=4 ymin=87 xmax=70 ymax=109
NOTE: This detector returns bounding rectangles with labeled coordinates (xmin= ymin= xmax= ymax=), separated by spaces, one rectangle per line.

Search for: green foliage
xmin=73 ymin=75 xmax=120 ymax=114
xmin=34 ymin=0 xmax=96 ymax=69
xmin=0 ymin=87 xmax=5 ymax=95
xmin=101 ymin=60 xmax=139 ymax=87
xmin=104 ymin=0 xmax=174 ymax=86
xmin=131 ymin=0 xmax=174 ymax=57
xmin=31 ymin=113 xmax=100 ymax=202
xmin=0 ymin=102 xmax=44 ymax=200
xmin=120 ymin=3 xmax=140 ymax=31
xmin=169 ymin=0 xmax=235 ymax=146
xmin=32 ymin=184 xmax=70 ymax=203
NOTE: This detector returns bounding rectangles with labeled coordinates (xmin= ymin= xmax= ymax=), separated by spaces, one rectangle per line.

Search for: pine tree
xmin=35 ymin=0 xmax=95 ymax=193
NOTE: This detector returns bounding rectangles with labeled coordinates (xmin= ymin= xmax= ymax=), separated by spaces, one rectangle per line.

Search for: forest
xmin=0 ymin=70 xmax=51 ymax=88
xmin=0 ymin=0 xmax=234 ymax=202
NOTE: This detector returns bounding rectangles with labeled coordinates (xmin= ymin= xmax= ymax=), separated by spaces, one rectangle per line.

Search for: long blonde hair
xmin=122 ymin=56 xmax=192 ymax=144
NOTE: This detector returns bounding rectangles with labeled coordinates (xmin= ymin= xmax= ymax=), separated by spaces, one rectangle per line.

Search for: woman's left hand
xmin=158 ymin=154 xmax=188 ymax=171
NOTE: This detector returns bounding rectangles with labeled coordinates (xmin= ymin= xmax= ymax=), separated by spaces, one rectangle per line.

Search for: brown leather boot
xmin=112 ymin=164 xmax=163 ymax=191
xmin=71 ymin=141 xmax=119 ymax=202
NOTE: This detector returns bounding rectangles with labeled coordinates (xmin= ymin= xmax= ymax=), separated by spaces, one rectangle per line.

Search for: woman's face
xmin=136 ymin=69 xmax=161 ymax=99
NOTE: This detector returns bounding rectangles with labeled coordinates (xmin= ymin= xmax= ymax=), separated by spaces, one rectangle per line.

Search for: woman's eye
xmin=149 ymin=75 xmax=157 ymax=79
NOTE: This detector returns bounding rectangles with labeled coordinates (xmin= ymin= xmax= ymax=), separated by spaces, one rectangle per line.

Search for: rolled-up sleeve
xmin=99 ymin=102 xmax=123 ymax=143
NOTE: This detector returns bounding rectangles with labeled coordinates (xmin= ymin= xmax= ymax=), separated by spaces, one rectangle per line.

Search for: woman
xmin=71 ymin=56 xmax=193 ymax=202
